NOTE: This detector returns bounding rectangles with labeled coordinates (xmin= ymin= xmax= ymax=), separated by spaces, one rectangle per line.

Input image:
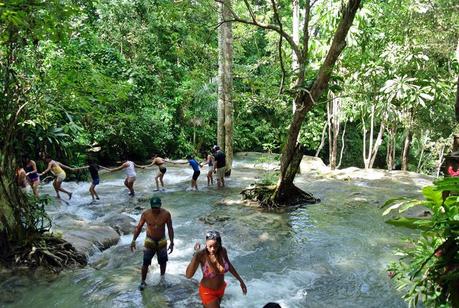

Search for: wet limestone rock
xmin=101 ymin=214 xmax=137 ymax=235
xmin=52 ymin=214 xmax=120 ymax=256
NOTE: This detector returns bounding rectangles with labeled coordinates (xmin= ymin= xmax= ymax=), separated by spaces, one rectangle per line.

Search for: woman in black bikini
xmin=145 ymin=154 xmax=167 ymax=191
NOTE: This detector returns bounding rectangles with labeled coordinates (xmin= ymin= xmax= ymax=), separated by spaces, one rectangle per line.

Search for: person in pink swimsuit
xmin=185 ymin=230 xmax=247 ymax=307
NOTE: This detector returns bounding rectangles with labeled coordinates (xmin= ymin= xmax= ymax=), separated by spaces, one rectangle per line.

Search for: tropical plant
xmin=382 ymin=177 xmax=459 ymax=307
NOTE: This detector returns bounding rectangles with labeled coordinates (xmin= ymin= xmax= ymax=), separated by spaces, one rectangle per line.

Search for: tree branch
xmin=215 ymin=0 xmax=301 ymax=59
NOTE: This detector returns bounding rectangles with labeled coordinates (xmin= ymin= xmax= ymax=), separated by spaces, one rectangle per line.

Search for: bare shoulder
xmin=162 ymin=208 xmax=171 ymax=217
xmin=142 ymin=209 xmax=152 ymax=219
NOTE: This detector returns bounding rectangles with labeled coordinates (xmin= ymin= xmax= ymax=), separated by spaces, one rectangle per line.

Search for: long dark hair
xmin=205 ymin=230 xmax=222 ymax=249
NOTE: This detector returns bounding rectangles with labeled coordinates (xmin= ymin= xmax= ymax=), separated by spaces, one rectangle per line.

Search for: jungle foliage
xmin=382 ymin=177 xmax=459 ymax=307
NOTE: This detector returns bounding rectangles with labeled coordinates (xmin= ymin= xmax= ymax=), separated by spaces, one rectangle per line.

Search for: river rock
xmin=300 ymin=156 xmax=328 ymax=173
xmin=199 ymin=214 xmax=231 ymax=225
xmin=101 ymin=214 xmax=137 ymax=235
xmin=52 ymin=214 xmax=120 ymax=256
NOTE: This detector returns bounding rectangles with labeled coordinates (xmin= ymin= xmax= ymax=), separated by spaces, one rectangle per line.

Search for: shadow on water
xmin=0 ymin=158 xmax=424 ymax=307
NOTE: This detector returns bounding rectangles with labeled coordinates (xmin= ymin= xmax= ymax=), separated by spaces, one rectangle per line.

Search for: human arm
xmin=110 ymin=162 xmax=128 ymax=172
xmin=130 ymin=214 xmax=146 ymax=252
xmin=166 ymin=213 xmax=174 ymax=254
xmin=39 ymin=161 xmax=53 ymax=176
xmin=167 ymin=159 xmax=188 ymax=165
xmin=72 ymin=165 xmax=89 ymax=171
xmin=133 ymin=162 xmax=146 ymax=169
xmin=223 ymin=248 xmax=247 ymax=294
xmin=97 ymin=165 xmax=112 ymax=173
xmin=185 ymin=244 xmax=203 ymax=279
xmin=57 ymin=161 xmax=76 ymax=172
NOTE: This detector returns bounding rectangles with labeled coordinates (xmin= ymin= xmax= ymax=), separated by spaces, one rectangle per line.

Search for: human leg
xmin=53 ymin=179 xmax=60 ymax=198
xmin=157 ymin=247 xmax=168 ymax=275
xmin=31 ymin=180 xmax=40 ymax=197
xmin=55 ymin=176 xmax=72 ymax=199
xmin=155 ymin=174 xmax=160 ymax=190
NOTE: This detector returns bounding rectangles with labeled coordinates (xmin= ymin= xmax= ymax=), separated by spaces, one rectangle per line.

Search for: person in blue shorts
xmin=74 ymin=159 xmax=111 ymax=202
xmin=186 ymin=155 xmax=201 ymax=191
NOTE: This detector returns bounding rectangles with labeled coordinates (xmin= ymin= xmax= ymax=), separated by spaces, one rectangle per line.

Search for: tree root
xmin=4 ymin=233 xmax=87 ymax=273
xmin=241 ymin=183 xmax=319 ymax=209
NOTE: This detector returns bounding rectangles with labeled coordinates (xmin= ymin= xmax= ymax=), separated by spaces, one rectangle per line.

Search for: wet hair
xmin=205 ymin=230 xmax=222 ymax=247
xmin=263 ymin=304 xmax=282 ymax=308
xmin=186 ymin=155 xmax=193 ymax=160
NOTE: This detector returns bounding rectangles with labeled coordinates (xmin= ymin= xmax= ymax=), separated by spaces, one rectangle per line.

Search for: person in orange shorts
xmin=186 ymin=230 xmax=247 ymax=307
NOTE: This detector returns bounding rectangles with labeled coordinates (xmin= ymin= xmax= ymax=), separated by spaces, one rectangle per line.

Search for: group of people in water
xmin=132 ymin=196 xmax=282 ymax=307
xmin=132 ymin=196 xmax=246 ymax=307
xmin=15 ymin=145 xmax=228 ymax=201
xmin=15 ymin=147 xmax=286 ymax=307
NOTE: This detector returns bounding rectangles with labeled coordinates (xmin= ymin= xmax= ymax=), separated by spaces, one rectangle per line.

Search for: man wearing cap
xmin=131 ymin=196 xmax=174 ymax=290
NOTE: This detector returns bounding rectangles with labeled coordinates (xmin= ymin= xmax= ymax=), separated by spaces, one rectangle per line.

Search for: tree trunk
xmin=218 ymin=0 xmax=233 ymax=174
xmin=368 ymin=117 xmax=385 ymax=168
xmin=455 ymin=41 xmax=459 ymax=122
xmin=401 ymin=129 xmax=413 ymax=171
xmin=416 ymin=130 xmax=428 ymax=172
xmin=328 ymin=92 xmax=341 ymax=170
xmin=386 ymin=125 xmax=397 ymax=171
xmin=223 ymin=0 xmax=233 ymax=175
xmin=455 ymin=73 xmax=459 ymax=123
xmin=436 ymin=145 xmax=445 ymax=177
xmin=292 ymin=0 xmax=300 ymax=113
xmin=337 ymin=121 xmax=347 ymax=169
xmin=272 ymin=0 xmax=361 ymax=205
xmin=217 ymin=1 xmax=226 ymax=150
xmin=315 ymin=121 xmax=327 ymax=157
xmin=362 ymin=105 xmax=375 ymax=169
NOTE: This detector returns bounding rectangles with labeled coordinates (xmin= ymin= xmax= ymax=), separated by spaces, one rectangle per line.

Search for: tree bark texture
xmin=217 ymin=2 xmax=226 ymax=150
xmin=292 ymin=0 xmax=300 ymax=113
xmin=218 ymin=0 xmax=233 ymax=174
xmin=328 ymin=92 xmax=341 ymax=170
xmin=401 ymin=129 xmax=413 ymax=171
xmin=386 ymin=125 xmax=397 ymax=171
xmin=273 ymin=0 xmax=362 ymax=204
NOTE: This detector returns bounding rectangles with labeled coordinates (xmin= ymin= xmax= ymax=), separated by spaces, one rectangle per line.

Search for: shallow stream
xmin=1 ymin=154 xmax=430 ymax=307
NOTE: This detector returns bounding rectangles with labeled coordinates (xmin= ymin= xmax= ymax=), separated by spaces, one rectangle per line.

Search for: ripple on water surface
xmin=0 ymin=163 xmax=417 ymax=307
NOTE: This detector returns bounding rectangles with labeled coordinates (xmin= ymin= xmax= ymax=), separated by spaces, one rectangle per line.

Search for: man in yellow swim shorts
xmin=130 ymin=197 xmax=174 ymax=291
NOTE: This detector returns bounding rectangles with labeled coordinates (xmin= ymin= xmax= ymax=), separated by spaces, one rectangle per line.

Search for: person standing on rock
xmin=130 ymin=196 xmax=174 ymax=291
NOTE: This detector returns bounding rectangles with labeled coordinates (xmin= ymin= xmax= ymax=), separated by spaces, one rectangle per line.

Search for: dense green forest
xmin=1 ymin=0 xmax=457 ymax=171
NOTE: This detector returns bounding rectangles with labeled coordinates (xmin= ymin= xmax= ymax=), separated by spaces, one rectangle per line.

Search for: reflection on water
xmin=0 ymin=157 xmax=421 ymax=307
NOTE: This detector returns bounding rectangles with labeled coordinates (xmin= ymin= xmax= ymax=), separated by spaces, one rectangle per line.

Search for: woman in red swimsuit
xmin=186 ymin=231 xmax=247 ymax=307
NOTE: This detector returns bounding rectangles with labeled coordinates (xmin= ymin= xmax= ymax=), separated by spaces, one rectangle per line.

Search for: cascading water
xmin=0 ymin=154 xmax=426 ymax=307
